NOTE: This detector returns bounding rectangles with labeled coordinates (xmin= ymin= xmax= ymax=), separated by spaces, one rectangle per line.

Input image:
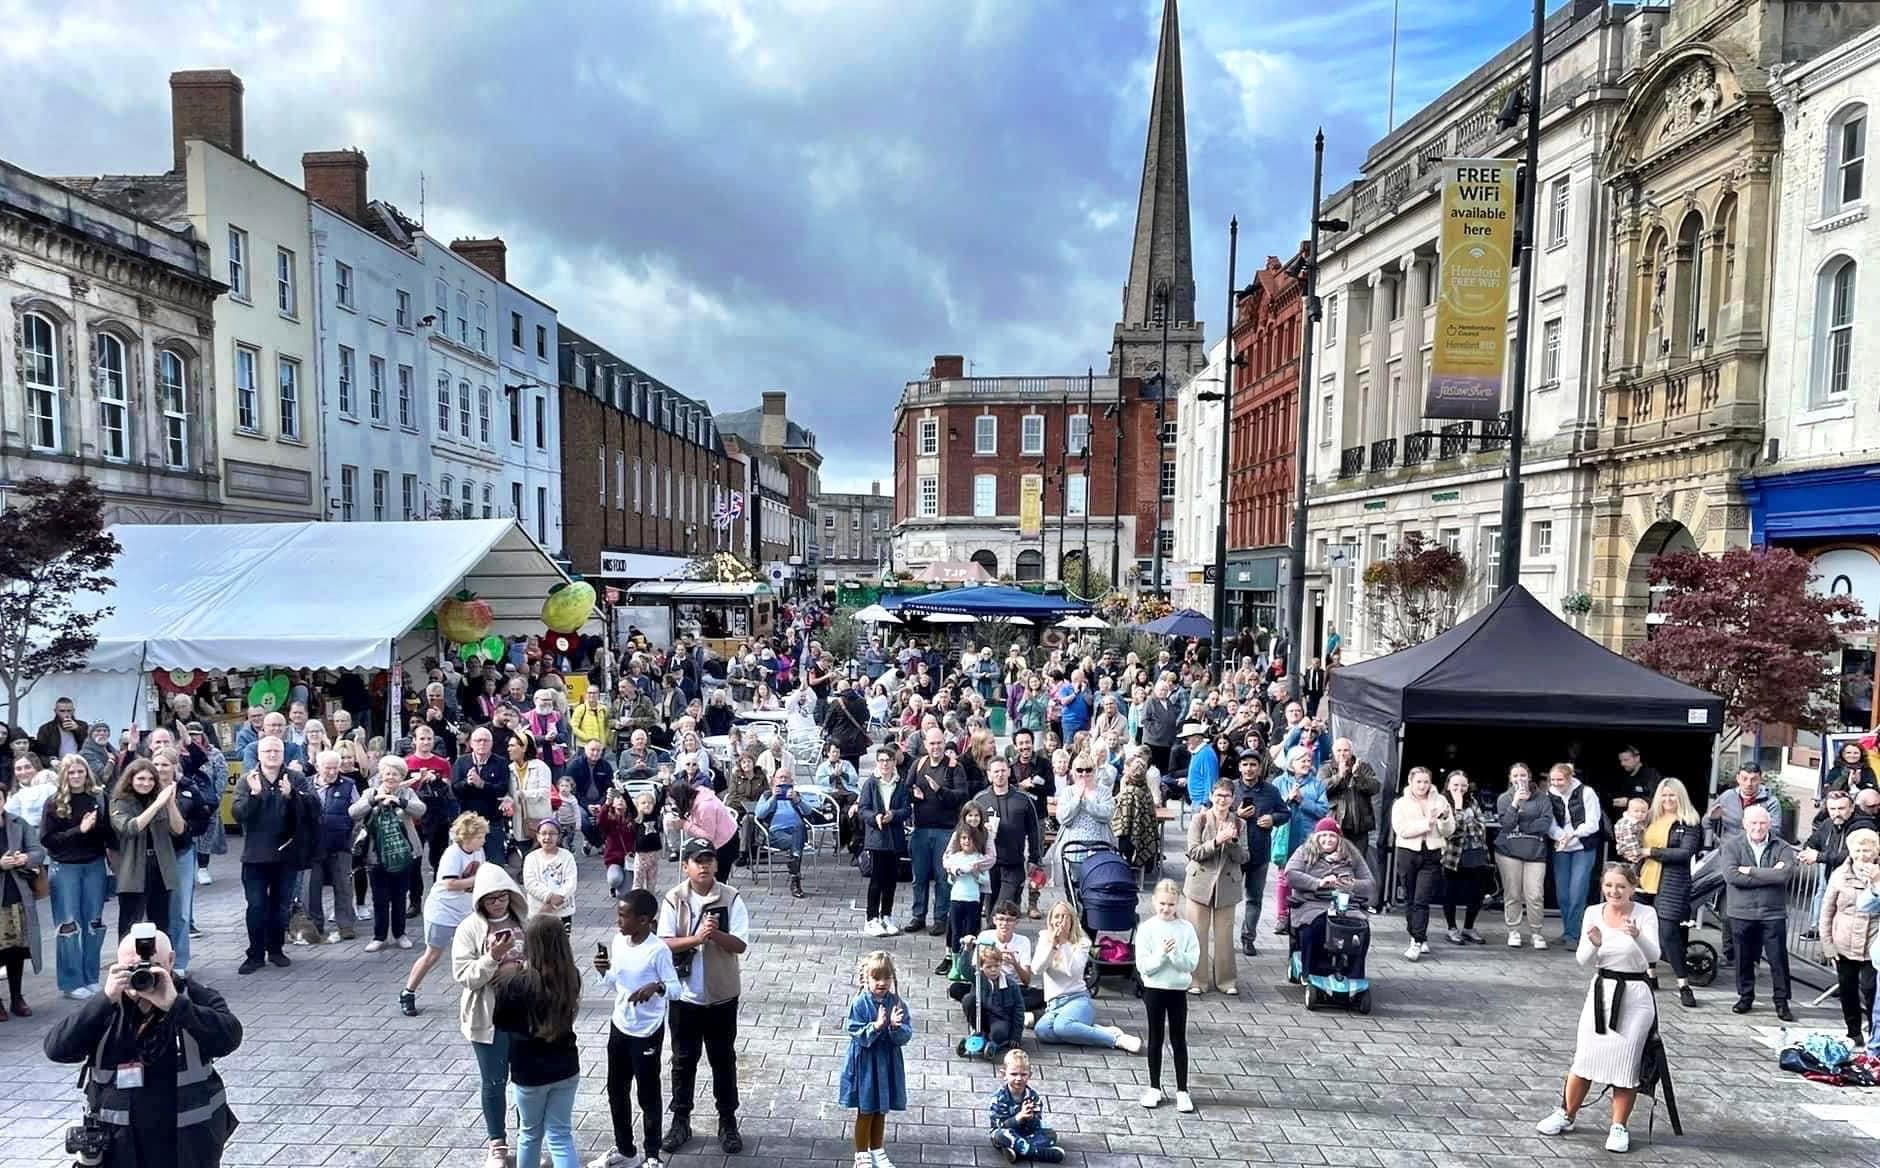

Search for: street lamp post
xmin=1151 ymin=281 xmax=1172 ymax=600
xmin=1496 ymin=0 xmax=1545 ymax=591
xmin=1205 ymin=219 xmax=1240 ymax=685
xmin=1286 ymin=130 xmax=1348 ymax=704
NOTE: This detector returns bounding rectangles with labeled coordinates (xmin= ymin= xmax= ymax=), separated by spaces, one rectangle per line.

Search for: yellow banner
xmin=1427 ymin=159 xmax=1515 ymax=421
xmin=1019 ymin=474 xmax=1044 ymax=538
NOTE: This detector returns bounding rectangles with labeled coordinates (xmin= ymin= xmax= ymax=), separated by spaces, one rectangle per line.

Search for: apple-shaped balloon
xmin=436 ymin=591 xmax=495 ymax=645
xmin=542 ymin=580 xmax=595 ymax=634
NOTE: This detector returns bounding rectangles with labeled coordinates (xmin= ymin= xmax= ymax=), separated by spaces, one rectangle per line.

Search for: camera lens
xmin=128 ymin=962 xmax=155 ymax=992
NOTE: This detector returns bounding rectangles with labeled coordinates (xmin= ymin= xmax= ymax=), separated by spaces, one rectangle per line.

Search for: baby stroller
xmin=1060 ymin=840 xmax=1142 ymax=997
xmin=1679 ymin=849 xmax=1724 ymax=988
xmin=1290 ymin=891 xmax=1373 ymax=1014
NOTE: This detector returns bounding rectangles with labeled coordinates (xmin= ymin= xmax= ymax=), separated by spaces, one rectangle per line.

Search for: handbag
xmin=29 ymin=867 xmax=49 ymax=899
xmin=1459 ymin=844 xmax=1493 ymax=870
xmin=855 ymin=850 xmax=873 ymax=878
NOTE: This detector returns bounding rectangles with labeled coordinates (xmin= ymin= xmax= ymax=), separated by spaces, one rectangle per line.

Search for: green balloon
xmin=458 ymin=643 xmax=480 ymax=662
xmin=482 ymin=635 xmax=506 ymax=658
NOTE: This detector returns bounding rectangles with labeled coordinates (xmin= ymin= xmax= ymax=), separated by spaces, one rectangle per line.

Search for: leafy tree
xmin=687 ymin=551 xmax=757 ymax=583
xmin=1361 ymin=532 xmax=1469 ymax=650
xmin=0 ymin=478 xmax=121 ymax=731
xmin=1632 ymin=545 xmax=1866 ymax=737
xmin=1061 ymin=558 xmax=1112 ymax=602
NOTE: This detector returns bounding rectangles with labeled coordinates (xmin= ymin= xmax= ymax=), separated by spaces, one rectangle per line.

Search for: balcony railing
xmin=1478 ymin=410 xmax=1514 ymax=448
xmin=1338 ymin=446 xmax=1365 ymax=479
xmin=1402 ymin=431 xmax=1434 ymax=467
xmin=1438 ymin=421 xmax=1472 ymax=460
xmin=1368 ymin=437 xmax=1397 ymax=473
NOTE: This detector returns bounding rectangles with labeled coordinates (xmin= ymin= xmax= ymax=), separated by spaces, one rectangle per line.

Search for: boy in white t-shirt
xmin=594 ymin=890 xmax=681 ymax=1168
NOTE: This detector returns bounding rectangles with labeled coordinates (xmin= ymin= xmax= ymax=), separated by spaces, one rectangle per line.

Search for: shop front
xmin=1222 ymin=550 xmax=1285 ymax=643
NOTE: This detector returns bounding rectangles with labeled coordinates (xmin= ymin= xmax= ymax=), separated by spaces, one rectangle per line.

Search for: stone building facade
xmin=813 ymin=483 xmax=894 ymax=588
xmin=0 ymin=159 xmax=224 ymax=522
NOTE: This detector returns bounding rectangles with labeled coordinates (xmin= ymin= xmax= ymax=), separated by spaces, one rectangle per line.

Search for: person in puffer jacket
xmin=306 ymin=751 xmax=360 ymax=942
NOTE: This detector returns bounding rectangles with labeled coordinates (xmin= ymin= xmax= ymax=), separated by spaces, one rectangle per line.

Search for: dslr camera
xmin=64 ymin=1115 xmax=107 ymax=1166
xmin=126 ymin=921 xmax=160 ymax=993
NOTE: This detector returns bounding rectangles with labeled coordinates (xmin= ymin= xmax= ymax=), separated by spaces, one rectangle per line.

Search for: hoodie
xmin=451 ymin=863 xmax=528 ymax=1044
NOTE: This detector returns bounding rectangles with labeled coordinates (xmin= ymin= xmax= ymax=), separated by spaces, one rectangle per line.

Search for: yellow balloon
xmin=542 ymin=581 xmax=596 ymax=633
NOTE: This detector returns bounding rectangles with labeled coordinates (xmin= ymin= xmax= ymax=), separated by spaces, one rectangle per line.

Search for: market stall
xmin=618 ymin=580 xmax=776 ymax=656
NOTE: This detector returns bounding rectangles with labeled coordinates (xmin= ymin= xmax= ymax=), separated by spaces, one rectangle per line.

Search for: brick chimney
xmin=929 ymin=354 xmax=965 ymax=379
xmin=450 ymin=237 xmax=507 ymax=282
xmin=760 ymin=391 xmax=788 ymax=447
xmin=871 ymin=480 xmax=881 ymax=496
xmin=302 ymin=149 xmax=368 ymax=223
xmin=170 ymin=70 xmax=244 ymax=173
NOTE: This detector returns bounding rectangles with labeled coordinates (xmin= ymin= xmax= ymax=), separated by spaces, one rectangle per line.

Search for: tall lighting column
xmin=1496 ymin=0 xmax=1545 ymax=590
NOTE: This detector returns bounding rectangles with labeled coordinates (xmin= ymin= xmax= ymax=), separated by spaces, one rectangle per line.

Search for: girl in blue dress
xmin=840 ymin=950 xmax=914 ymax=1168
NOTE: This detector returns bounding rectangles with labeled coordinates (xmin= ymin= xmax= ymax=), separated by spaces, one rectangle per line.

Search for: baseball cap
xmin=680 ymin=837 xmax=718 ymax=863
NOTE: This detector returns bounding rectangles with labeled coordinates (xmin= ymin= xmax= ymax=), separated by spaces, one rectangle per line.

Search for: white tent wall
xmin=17 ymin=671 xmax=150 ymax=738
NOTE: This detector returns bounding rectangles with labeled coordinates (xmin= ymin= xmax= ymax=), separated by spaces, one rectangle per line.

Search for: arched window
xmin=461 ymin=479 xmax=474 ymax=516
xmin=1676 ymin=212 xmax=1706 ymax=352
xmin=970 ymin=549 xmax=999 ymax=579
xmin=1813 ymin=257 xmax=1857 ymax=404
xmin=156 ymin=349 xmax=188 ymax=469
xmin=1827 ymin=103 xmax=1867 ymax=214
xmin=22 ymin=311 xmax=61 ymax=452
xmin=1015 ymin=549 xmax=1045 ymax=582
xmin=438 ymin=475 xmax=453 ymax=516
xmin=94 ymin=332 xmax=129 ymax=461
xmin=457 ymin=380 xmax=472 ymax=439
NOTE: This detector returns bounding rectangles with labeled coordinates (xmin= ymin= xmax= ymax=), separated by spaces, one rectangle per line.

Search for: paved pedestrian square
xmin=0 ymin=846 xmax=1872 ymax=1168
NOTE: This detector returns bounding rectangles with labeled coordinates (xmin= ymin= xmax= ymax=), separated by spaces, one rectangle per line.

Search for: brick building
xmin=888 ymin=0 xmax=1202 ymax=592
xmin=557 ymin=325 xmax=738 ymax=581
xmin=1222 ymin=250 xmax=1305 ymax=635
xmin=815 ymin=482 xmax=893 ymax=588
xmin=717 ymin=392 xmax=822 ymax=591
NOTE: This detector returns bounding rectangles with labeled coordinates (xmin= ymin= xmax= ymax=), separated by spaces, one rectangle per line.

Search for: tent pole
xmin=385 ymin=642 xmax=402 ymax=747
xmin=132 ymin=643 xmax=150 ymax=733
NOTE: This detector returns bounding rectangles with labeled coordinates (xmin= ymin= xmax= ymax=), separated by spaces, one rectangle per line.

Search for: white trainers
xmin=1605 ymin=1124 xmax=1630 ymax=1153
xmin=364 ymin=939 xmax=385 ymax=953
xmin=1139 ymin=1086 xmax=1163 ymax=1108
xmin=1531 ymin=933 xmax=1548 ymax=950
xmin=585 ymin=1150 xmax=632 ymax=1168
xmin=61 ymin=987 xmax=94 ymax=1000
xmin=396 ymin=936 xmax=413 ymax=950
xmin=880 ymin=915 xmax=900 ymax=935
xmin=196 ymin=868 xmax=212 ymax=886
xmin=1507 ymin=932 xmax=1524 ymax=948
xmin=852 ymin=1154 xmax=872 ymax=1168
xmin=1174 ymin=1090 xmax=1195 ymax=1113
xmin=1535 ymin=1108 xmax=1574 ymax=1136
xmin=1418 ymin=941 xmax=1430 ymax=955
xmin=872 ymin=1149 xmax=898 ymax=1168
xmin=1404 ymin=942 xmax=1421 ymax=962
xmin=862 ymin=918 xmax=883 ymax=937
xmin=324 ymin=930 xmax=341 ymax=944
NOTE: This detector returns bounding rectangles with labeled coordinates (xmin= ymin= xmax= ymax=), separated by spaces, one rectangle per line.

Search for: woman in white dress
xmin=1535 ymin=862 xmax=1661 ymax=1154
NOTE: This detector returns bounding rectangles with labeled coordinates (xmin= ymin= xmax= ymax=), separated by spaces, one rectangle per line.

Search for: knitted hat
xmin=1313 ymin=816 xmax=1342 ymax=836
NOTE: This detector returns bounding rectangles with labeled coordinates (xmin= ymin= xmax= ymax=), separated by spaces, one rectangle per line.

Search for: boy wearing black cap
xmin=1232 ymin=748 xmax=1291 ymax=957
xmin=657 ymin=838 xmax=752 ymax=1156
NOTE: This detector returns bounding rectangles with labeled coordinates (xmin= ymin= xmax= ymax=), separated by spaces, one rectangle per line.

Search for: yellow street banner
xmin=1427 ymin=159 xmax=1515 ymax=421
xmin=1019 ymin=474 xmax=1044 ymax=538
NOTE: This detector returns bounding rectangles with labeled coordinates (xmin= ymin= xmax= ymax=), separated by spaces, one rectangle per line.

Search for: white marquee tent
xmin=26 ymin=519 xmax=580 ymax=731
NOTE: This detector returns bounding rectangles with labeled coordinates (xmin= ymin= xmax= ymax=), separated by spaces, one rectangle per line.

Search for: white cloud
xmin=1216 ymin=48 xmax=1312 ymax=140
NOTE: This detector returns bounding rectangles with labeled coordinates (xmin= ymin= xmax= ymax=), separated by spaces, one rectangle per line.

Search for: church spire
xmin=1110 ymin=0 xmax=1203 ymax=379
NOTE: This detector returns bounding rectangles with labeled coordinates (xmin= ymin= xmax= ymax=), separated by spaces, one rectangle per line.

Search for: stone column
xmin=1400 ymin=253 xmax=1429 ymax=432
xmin=1366 ymin=269 xmax=1393 ymax=444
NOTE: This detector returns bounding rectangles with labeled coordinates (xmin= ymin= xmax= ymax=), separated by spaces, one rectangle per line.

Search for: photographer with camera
xmin=44 ymin=923 xmax=242 ymax=1168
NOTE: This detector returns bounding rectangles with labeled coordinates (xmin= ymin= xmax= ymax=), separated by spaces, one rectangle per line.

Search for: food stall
xmin=619 ymin=580 xmax=776 ymax=656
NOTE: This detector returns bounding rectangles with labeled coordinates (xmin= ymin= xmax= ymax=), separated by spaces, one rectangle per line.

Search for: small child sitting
xmin=966 ymin=940 xmax=1025 ymax=1055
xmin=1613 ymin=796 xmax=1650 ymax=865
xmin=987 ymin=1049 xmax=1063 ymax=1164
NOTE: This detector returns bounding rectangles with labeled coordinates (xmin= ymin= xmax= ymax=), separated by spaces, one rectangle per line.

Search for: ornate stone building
xmin=0 ymin=159 xmax=224 ymax=523
xmin=1588 ymin=0 xmax=1880 ymax=649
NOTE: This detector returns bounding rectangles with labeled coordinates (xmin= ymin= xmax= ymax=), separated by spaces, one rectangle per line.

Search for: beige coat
xmin=1820 ymin=859 xmax=1880 ymax=963
xmin=450 ymin=863 xmax=527 ymax=1043
xmin=1183 ymin=806 xmax=1250 ymax=908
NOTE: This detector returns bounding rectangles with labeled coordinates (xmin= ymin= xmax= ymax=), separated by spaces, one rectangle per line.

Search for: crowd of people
xmin=8 ymin=613 xmax=1880 ymax=1166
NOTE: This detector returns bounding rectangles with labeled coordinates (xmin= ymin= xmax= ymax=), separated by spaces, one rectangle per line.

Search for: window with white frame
xmin=336 ymin=261 xmax=354 ymax=309
xmin=436 ymin=373 xmax=451 ymax=432
xmin=396 ymin=289 xmax=411 ymax=329
xmin=598 ymin=448 xmax=608 ymax=504
xmin=22 ymin=312 xmax=60 ymax=451
xmin=1160 ymin=459 xmax=1176 ymax=498
xmin=1158 ymin=528 xmax=1174 ymax=557
xmin=1319 ymin=393 xmax=1333 ymax=444
xmin=340 ymin=465 xmax=357 ymax=521
xmin=536 ymin=324 xmax=547 ymax=359
xmin=972 ymin=474 xmax=996 ymax=516
xmin=1020 ymin=414 xmax=1044 ymax=455
xmin=664 ymin=469 xmax=673 ymax=518
xmin=397 ymin=365 xmax=414 ymax=429
xmin=918 ymin=476 xmax=938 ymax=516
xmin=1829 ymin=105 xmax=1867 ymax=213
xmin=507 ymin=387 xmax=522 ymax=443
xmin=615 ymin=452 xmax=625 ymax=509
xmin=337 ymin=345 xmax=355 ymax=415
xmin=632 ymin=458 xmax=641 ymax=510
xmin=401 ymin=474 xmax=417 ymax=519
xmin=475 ymin=303 xmax=487 ymax=352
xmin=1068 ymin=473 xmax=1088 ymax=516
xmin=478 ymin=387 xmax=492 ymax=444
xmin=1324 ymin=293 xmax=1337 ymax=346
xmin=458 ymin=381 xmax=472 ymax=439
xmin=157 ymin=348 xmax=187 ymax=468
xmin=1541 ymin=318 xmax=1562 ymax=385
xmin=278 ymin=356 xmax=301 ymax=439
xmin=1815 ymin=257 xmax=1857 ymax=402
xmin=482 ymin=483 xmax=493 ymax=518
xmin=434 ymin=279 xmax=448 ymax=331
xmin=455 ymin=291 xmax=469 ymax=345
xmin=511 ymin=311 xmax=523 ymax=349
xmin=462 ymin=479 xmax=474 ymax=517
xmin=235 ymin=344 xmax=260 ymax=433
xmin=1529 ymin=519 xmax=1553 ymax=557
xmin=1440 ymin=527 xmax=1462 ymax=555
xmin=95 ymin=332 xmax=129 ymax=461
xmin=510 ymin=481 xmax=523 ymax=519
xmin=1159 ymin=419 xmax=1177 ymax=446
xmin=1067 ymin=413 xmax=1089 ymax=454
xmin=974 ymin=415 xmax=997 ymax=454
xmin=1482 ymin=525 xmax=1502 ymax=585
xmin=368 ymin=356 xmax=386 ymax=422
xmin=227 ymin=226 xmax=248 ymax=299
xmin=537 ymin=487 xmax=548 ymax=542
xmin=535 ymin=396 xmax=546 ymax=449
xmin=373 ymin=470 xmax=388 ymax=521
xmin=917 ymin=417 xmax=938 ymax=456
xmin=1547 ymin=177 xmax=1570 ymax=247
xmin=276 ymin=248 xmax=296 ymax=315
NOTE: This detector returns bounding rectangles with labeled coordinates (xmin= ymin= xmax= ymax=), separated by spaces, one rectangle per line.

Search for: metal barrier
xmin=1784 ymin=859 xmax=1834 ymax=993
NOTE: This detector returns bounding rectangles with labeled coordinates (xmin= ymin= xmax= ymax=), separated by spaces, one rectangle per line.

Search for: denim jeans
xmin=168 ymin=842 xmax=196 ymax=971
xmin=1034 ymin=991 xmax=1116 ymax=1048
xmin=1551 ymin=846 xmax=1598 ymax=943
xmin=50 ymin=858 xmax=107 ymax=993
xmin=471 ymin=1032 xmax=513 ymax=1142
xmin=907 ymin=826 xmax=949 ymax=921
xmin=511 ymin=1075 xmax=579 ymax=1168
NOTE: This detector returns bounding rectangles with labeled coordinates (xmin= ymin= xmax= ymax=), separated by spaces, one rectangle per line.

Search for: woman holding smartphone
xmin=452 ymin=861 xmax=530 ymax=1168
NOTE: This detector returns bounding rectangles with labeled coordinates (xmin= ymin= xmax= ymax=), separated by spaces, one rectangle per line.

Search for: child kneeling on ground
xmin=988 ymin=1049 xmax=1064 ymax=1163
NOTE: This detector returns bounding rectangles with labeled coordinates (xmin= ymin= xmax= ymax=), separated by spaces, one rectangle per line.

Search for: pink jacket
xmin=684 ymin=789 xmax=738 ymax=849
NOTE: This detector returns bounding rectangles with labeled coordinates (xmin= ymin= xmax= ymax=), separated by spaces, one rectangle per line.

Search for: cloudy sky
xmin=1 ymin=0 xmax=1534 ymax=492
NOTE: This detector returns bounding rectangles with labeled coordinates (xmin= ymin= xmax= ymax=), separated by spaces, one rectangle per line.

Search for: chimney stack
xmin=302 ymin=149 xmax=369 ymax=224
xmin=450 ymin=237 xmax=508 ymax=282
xmin=760 ymin=391 xmax=788 ymax=447
xmin=871 ymin=481 xmax=881 ymax=496
xmin=930 ymin=354 xmax=965 ymax=379
xmin=170 ymin=70 xmax=245 ymax=173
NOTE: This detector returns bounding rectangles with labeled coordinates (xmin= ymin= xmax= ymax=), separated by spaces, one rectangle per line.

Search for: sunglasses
xmin=1073 ymin=766 xmax=1094 ymax=774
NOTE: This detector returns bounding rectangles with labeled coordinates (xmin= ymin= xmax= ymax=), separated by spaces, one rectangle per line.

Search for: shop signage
xmin=1428 ymin=159 xmax=1515 ymax=421
xmin=1019 ymin=474 xmax=1044 ymax=538
xmin=1430 ymin=490 xmax=1460 ymax=502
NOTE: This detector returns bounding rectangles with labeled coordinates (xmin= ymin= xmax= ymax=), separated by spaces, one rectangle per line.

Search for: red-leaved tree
xmin=1361 ymin=532 xmax=1470 ymax=650
xmin=1631 ymin=545 xmax=1866 ymax=737
xmin=0 ymin=478 xmax=121 ymax=732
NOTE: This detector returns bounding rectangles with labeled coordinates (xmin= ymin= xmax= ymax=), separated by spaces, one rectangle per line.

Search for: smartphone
xmin=706 ymin=906 xmax=731 ymax=934
xmin=596 ymin=942 xmax=608 ymax=960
